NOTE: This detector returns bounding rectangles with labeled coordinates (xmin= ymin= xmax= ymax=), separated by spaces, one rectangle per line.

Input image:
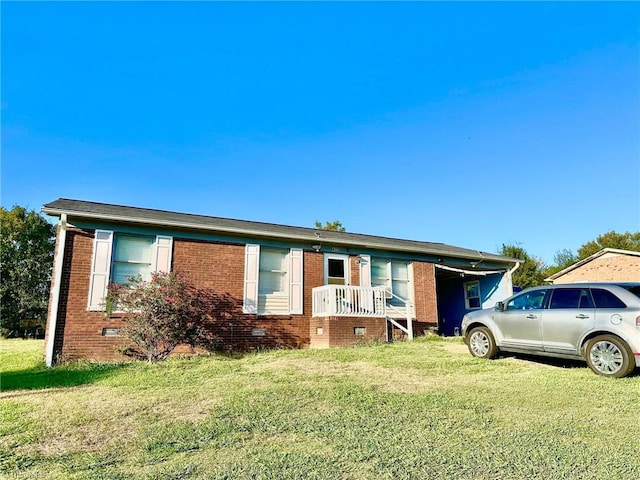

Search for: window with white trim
xmin=464 ymin=280 xmax=481 ymax=309
xmin=112 ymin=235 xmax=154 ymax=284
xmin=87 ymin=230 xmax=172 ymax=310
xmin=259 ymin=248 xmax=287 ymax=295
xmin=327 ymin=258 xmax=346 ymax=285
xmin=371 ymin=258 xmax=411 ymax=305
xmin=243 ymin=244 xmax=303 ymax=315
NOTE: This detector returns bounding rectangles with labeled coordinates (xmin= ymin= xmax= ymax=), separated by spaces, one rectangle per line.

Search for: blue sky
xmin=2 ymin=2 xmax=639 ymax=265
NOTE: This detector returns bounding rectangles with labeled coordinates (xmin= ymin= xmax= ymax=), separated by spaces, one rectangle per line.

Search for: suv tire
xmin=467 ymin=327 xmax=498 ymax=359
xmin=585 ymin=335 xmax=635 ymax=378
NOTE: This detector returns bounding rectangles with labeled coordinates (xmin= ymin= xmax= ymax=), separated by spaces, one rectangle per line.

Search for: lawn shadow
xmin=502 ymin=352 xmax=586 ymax=370
xmin=503 ymin=353 xmax=640 ymax=377
xmin=0 ymin=362 xmax=130 ymax=393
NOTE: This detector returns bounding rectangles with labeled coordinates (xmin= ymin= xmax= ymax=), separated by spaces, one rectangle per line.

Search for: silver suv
xmin=461 ymin=283 xmax=640 ymax=378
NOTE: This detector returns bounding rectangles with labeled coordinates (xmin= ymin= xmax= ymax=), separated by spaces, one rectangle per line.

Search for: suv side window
xmin=591 ymin=288 xmax=627 ymax=308
xmin=506 ymin=290 xmax=547 ymax=311
xmin=549 ymin=288 xmax=593 ymax=309
xmin=624 ymin=286 xmax=640 ymax=299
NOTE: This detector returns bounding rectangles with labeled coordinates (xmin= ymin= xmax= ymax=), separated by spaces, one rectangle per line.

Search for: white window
xmin=371 ymin=258 xmax=412 ymax=305
xmin=370 ymin=258 xmax=388 ymax=289
xmin=324 ymin=254 xmax=350 ymax=285
xmin=390 ymin=262 xmax=410 ymax=304
xmin=88 ymin=230 xmax=172 ymax=310
xmin=258 ymin=248 xmax=289 ymax=314
xmin=243 ymin=244 xmax=303 ymax=315
xmin=327 ymin=258 xmax=347 ymax=285
xmin=112 ymin=235 xmax=154 ymax=284
xmin=259 ymin=248 xmax=288 ymax=295
xmin=464 ymin=281 xmax=481 ymax=310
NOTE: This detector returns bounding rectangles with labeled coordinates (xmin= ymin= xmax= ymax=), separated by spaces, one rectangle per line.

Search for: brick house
xmin=42 ymin=198 xmax=520 ymax=365
xmin=545 ymin=248 xmax=640 ymax=284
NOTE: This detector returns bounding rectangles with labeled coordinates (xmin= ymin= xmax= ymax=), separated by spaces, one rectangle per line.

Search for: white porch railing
xmin=311 ymin=285 xmax=414 ymax=340
xmin=312 ymin=285 xmax=386 ymax=317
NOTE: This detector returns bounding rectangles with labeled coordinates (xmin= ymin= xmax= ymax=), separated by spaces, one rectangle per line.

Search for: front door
xmin=324 ymin=254 xmax=350 ymax=285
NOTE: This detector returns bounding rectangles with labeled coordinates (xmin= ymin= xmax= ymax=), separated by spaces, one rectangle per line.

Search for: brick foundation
xmin=310 ymin=316 xmax=388 ymax=348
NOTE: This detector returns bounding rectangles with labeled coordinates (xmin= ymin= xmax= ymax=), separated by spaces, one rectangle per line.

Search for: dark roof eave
xmin=42 ymin=200 xmax=519 ymax=265
xmin=44 ymin=205 xmax=319 ymax=243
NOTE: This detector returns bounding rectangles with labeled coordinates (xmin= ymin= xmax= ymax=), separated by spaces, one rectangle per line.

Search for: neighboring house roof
xmin=545 ymin=248 xmax=640 ymax=282
xmin=42 ymin=198 xmax=519 ymax=268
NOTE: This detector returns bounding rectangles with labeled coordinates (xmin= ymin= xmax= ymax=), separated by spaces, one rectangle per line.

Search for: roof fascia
xmin=43 ymin=205 xmax=518 ymax=266
xmin=44 ymin=206 xmax=328 ymax=244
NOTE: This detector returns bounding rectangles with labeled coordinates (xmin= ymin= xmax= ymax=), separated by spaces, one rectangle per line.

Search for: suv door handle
xmin=575 ymin=314 xmax=590 ymax=319
xmin=526 ymin=314 xmax=538 ymax=319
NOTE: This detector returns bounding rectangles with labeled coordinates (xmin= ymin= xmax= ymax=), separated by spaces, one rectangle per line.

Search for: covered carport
xmin=435 ymin=262 xmax=518 ymax=336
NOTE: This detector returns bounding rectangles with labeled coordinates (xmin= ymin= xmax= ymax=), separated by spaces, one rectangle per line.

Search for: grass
xmin=1 ymin=337 xmax=639 ymax=480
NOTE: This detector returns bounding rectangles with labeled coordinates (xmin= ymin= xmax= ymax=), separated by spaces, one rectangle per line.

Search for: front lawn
xmin=1 ymin=337 xmax=639 ymax=479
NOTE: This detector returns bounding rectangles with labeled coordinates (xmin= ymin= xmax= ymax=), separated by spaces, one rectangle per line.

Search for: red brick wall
xmin=47 ymin=233 xmax=328 ymax=361
xmin=46 ymin=227 xmax=439 ymax=362
xmin=412 ymin=261 xmax=439 ymax=334
xmin=350 ymin=256 xmax=360 ymax=285
xmin=171 ymin=238 xmax=315 ymax=351
xmin=46 ymin=227 xmax=127 ymax=362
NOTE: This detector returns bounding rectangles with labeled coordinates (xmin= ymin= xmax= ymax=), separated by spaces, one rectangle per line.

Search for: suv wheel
xmin=585 ymin=335 xmax=635 ymax=378
xmin=467 ymin=327 xmax=498 ymax=359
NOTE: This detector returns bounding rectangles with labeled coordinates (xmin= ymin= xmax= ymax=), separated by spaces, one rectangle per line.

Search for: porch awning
xmin=435 ymin=264 xmax=505 ymax=276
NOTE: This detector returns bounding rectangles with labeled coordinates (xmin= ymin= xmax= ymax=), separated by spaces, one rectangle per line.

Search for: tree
xmin=105 ymin=272 xmax=212 ymax=362
xmin=0 ymin=206 xmax=55 ymax=336
xmin=542 ymin=248 xmax=579 ymax=278
xmin=499 ymin=243 xmax=546 ymax=289
xmin=576 ymin=231 xmax=640 ymax=259
xmin=314 ymin=220 xmax=345 ymax=232
xmin=541 ymin=231 xmax=640 ymax=279
xmin=553 ymin=248 xmax=578 ymax=269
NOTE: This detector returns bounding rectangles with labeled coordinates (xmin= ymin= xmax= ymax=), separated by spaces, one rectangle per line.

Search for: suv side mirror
xmin=495 ymin=301 xmax=504 ymax=311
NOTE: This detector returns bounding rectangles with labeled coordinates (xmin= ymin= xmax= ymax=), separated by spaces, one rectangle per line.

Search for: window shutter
xmin=358 ymin=255 xmax=374 ymax=312
xmin=88 ymin=230 xmax=113 ymax=311
xmin=358 ymin=255 xmax=371 ymax=287
xmin=289 ymin=248 xmax=303 ymax=314
xmin=407 ymin=262 xmax=415 ymax=318
xmin=243 ymin=244 xmax=260 ymax=314
xmin=153 ymin=236 xmax=173 ymax=273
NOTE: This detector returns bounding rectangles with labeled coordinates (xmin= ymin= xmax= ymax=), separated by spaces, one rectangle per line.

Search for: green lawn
xmin=1 ymin=337 xmax=639 ymax=480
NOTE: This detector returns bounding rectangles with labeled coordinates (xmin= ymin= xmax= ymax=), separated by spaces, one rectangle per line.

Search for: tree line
xmin=2 ymin=205 xmax=639 ymax=337
xmin=499 ymin=231 xmax=640 ymax=290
